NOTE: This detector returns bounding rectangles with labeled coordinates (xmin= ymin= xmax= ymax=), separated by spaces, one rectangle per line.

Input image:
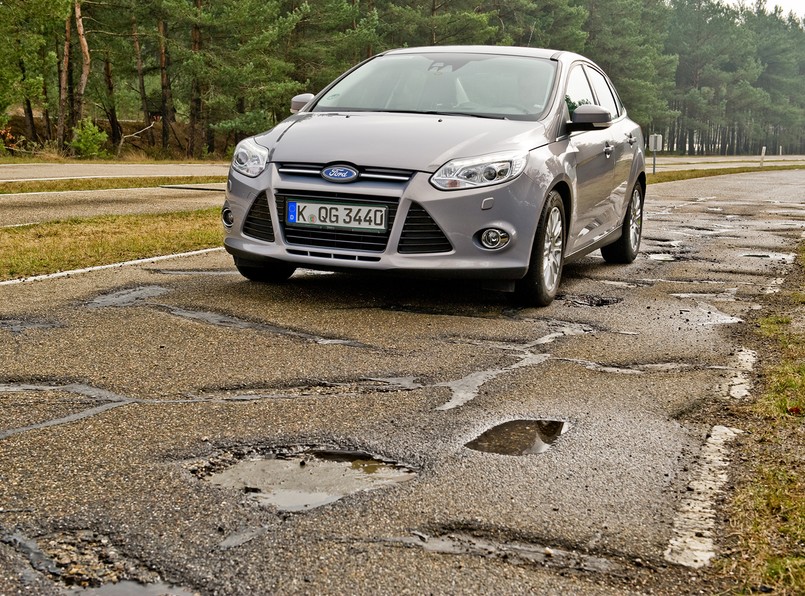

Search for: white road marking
xmin=664 ymin=425 xmax=743 ymax=568
xmin=0 ymin=248 xmax=224 ymax=286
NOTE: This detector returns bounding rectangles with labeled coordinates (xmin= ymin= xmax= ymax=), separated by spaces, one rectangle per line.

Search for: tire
xmin=515 ymin=190 xmax=565 ymax=307
xmin=234 ymin=257 xmax=296 ymax=282
xmin=601 ymin=182 xmax=644 ymax=264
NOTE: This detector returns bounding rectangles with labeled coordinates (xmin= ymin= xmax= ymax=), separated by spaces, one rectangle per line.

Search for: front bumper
xmin=223 ymin=164 xmax=546 ymax=280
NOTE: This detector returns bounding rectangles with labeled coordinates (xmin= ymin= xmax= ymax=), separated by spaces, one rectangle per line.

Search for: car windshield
xmin=313 ymin=52 xmax=557 ymax=120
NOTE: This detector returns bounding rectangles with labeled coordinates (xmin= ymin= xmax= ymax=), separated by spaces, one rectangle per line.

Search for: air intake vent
xmin=398 ymin=203 xmax=453 ymax=254
xmin=242 ymin=193 xmax=275 ymax=242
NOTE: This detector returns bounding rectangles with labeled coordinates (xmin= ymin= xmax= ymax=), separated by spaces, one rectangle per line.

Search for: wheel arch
xmin=549 ymin=180 xmax=572 ymax=243
xmin=636 ymin=171 xmax=647 ymax=199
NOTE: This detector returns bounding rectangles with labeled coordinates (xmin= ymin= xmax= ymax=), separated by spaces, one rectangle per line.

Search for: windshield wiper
xmin=377 ymin=109 xmax=505 ymax=120
xmin=425 ymin=110 xmax=505 ymax=120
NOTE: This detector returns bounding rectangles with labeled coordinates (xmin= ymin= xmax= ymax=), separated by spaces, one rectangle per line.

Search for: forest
xmin=0 ymin=0 xmax=803 ymax=158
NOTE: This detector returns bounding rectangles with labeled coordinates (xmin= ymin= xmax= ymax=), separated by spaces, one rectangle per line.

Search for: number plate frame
xmin=286 ymin=200 xmax=388 ymax=233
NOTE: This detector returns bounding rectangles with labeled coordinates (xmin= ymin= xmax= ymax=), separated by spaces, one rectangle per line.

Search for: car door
xmin=564 ymin=64 xmax=615 ymax=255
xmin=584 ymin=65 xmax=638 ymax=233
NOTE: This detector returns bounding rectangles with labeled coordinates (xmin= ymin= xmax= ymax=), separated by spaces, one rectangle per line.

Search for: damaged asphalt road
xmin=0 ymin=170 xmax=803 ymax=594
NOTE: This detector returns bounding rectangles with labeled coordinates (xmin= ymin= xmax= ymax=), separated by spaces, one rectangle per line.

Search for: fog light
xmin=480 ymin=228 xmax=510 ymax=249
xmin=221 ymin=206 xmax=234 ymax=228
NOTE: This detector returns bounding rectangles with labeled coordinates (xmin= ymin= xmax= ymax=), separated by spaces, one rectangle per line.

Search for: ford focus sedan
xmin=222 ymin=46 xmax=645 ymax=306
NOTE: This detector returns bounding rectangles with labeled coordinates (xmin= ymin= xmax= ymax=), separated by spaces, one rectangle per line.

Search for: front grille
xmin=277 ymin=163 xmax=414 ymax=183
xmin=398 ymin=203 xmax=453 ymax=254
xmin=242 ymin=193 xmax=275 ymax=242
xmin=276 ymin=189 xmax=399 ymax=252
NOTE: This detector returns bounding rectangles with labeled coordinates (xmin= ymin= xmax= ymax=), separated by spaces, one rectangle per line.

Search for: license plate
xmin=286 ymin=200 xmax=387 ymax=233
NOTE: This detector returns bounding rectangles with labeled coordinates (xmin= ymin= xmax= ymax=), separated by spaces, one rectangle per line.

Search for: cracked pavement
xmin=1 ymin=169 xmax=803 ymax=594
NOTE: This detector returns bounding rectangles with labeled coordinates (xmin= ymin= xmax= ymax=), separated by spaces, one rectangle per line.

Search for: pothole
xmin=0 ymin=318 xmax=61 ymax=334
xmin=741 ymin=252 xmax=796 ymax=263
xmin=647 ymin=253 xmax=677 ymax=262
xmin=87 ymin=286 xmax=368 ymax=347
xmin=558 ymin=294 xmax=622 ymax=308
xmin=187 ymin=446 xmax=416 ymax=512
xmin=465 ymin=420 xmax=570 ymax=456
xmin=0 ymin=530 xmax=195 ymax=595
xmin=86 ymin=286 xmax=170 ymax=308
xmin=394 ymin=530 xmax=619 ymax=574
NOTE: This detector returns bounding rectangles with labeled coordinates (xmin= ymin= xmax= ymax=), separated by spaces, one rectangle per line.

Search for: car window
xmin=585 ymin=67 xmax=620 ymax=119
xmin=314 ymin=53 xmax=557 ymax=120
xmin=564 ymin=65 xmax=595 ymax=117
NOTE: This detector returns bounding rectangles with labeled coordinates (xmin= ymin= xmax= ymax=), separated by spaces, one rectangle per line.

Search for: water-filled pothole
xmin=192 ymin=447 xmax=416 ymax=512
xmin=0 ymin=318 xmax=61 ymax=334
xmin=465 ymin=420 xmax=570 ymax=456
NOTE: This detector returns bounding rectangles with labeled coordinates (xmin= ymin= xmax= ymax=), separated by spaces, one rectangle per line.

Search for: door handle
xmin=604 ymin=143 xmax=613 ymax=158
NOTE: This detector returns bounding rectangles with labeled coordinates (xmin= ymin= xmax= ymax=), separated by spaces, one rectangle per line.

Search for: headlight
xmin=231 ymin=138 xmax=269 ymax=177
xmin=430 ymin=151 xmax=528 ymax=190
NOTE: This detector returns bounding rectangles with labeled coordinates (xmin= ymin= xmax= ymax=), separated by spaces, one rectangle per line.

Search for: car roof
xmin=382 ymin=45 xmax=581 ymax=64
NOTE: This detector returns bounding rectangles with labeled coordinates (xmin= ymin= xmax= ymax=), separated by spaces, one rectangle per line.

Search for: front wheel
xmin=601 ymin=182 xmax=644 ymax=264
xmin=234 ymin=257 xmax=296 ymax=283
xmin=514 ymin=191 xmax=565 ymax=307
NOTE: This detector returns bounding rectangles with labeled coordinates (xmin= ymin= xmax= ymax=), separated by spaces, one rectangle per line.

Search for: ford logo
xmin=322 ymin=165 xmax=359 ymax=183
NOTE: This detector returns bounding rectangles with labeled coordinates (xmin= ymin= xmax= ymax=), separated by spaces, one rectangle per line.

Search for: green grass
xmin=647 ymin=164 xmax=805 ymax=184
xmin=717 ymin=243 xmax=805 ymax=594
xmin=0 ymin=208 xmax=222 ymax=280
xmin=0 ymin=176 xmax=225 ymax=195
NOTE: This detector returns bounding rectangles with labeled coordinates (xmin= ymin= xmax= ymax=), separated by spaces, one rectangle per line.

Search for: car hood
xmin=257 ymin=112 xmax=549 ymax=172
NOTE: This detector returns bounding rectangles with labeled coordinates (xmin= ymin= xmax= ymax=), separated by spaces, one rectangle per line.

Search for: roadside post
xmin=649 ymin=134 xmax=662 ymax=174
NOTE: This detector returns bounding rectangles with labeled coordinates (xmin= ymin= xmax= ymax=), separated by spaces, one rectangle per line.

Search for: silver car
xmin=222 ymin=45 xmax=646 ymax=306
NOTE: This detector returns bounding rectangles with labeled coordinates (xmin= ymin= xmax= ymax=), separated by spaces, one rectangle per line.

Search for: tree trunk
xmin=18 ymin=59 xmax=39 ymax=143
xmin=56 ymin=16 xmax=72 ymax=148
xmin=41 ymin=46 xmax=52 ymax=141
xmin=73 ymin=0 xmax=91 ymax=123
xmin=188 ymin=0 xmax=203 ymax=158
xmin=131 ymin=16 xmax=155 ymax=146
xmin=103 ymin=53 xmax=122 ymax=146
xmin=158 ymin=19 xmax=174 ymax=150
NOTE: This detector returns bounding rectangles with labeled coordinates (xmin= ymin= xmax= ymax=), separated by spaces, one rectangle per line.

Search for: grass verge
xmin=0 ymin=176 xmax=225 ymax=195
xmin=714 ymin=244 xmax=805 ymax=594
xmin=647 ymin=164 xmax=805 ymax=184
xmin=0 ymin=208 xmax=222 ymax=280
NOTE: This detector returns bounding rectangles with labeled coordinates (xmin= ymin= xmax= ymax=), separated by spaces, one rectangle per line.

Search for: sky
xmin=726 ymin=0 xmax=805 ymax=18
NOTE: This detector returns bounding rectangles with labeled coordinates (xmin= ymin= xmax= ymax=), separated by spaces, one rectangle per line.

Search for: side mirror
xmin=567 ymin=104 xmax=612 ymax=132
xmin=290 ymin=93 xmax=315 ymax=114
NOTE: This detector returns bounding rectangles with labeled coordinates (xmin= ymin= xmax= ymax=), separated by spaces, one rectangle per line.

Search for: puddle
xmin=87 ymin=286 xmax=170 ymax=308
xmin=434 ymin=353 xmax=551 ymax=411
xmin=65 ymin=580 xmax=197 ymax=595
xmin=465 ymin=420 xmax=570 ymax=456
xmin=647 ymin=253 xmax=677 ymax=262
xmin=671 ymin=288 xmax=738 ymax=302
xmin=149 ymin=268 xmax=239 ymax=276
xmin=160 ymin=305 xmax=368 ymax=348
xmin=0 ymin=383 xmax=129 ymax=440
xmin=677 ymin=303 xmax=743 ymax=326
xmin=0 ymin=318 xmax=60 ymax=334
xmin=198 ymin=448 xmax=416 ymax=512
xmin=557 ymin=358 xmax=692 ymax=375
xmin=741 ymin=252 xmax=796 ymax=263
xmin=395 ymin=531 xmax=619 ymax=574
